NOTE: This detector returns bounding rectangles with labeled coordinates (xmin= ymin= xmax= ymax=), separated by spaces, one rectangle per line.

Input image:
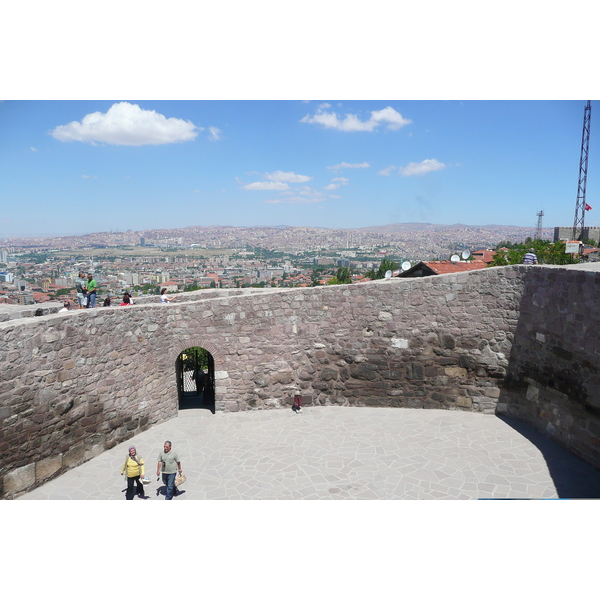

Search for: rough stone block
xmin=321 ymin=368 xmax=338 ymax=381
xmin=445 ymin=366 xmax=467 ymax=379
xmin=441 ymin=334 xmax=455 ymax=349
xmin=406 ymin=362 xmax=423 ymax=380
xmin=56 ymin=370 xmax=72 ymax=382
xmin=4 ymin=463 xmax=35 ymax=496
xmin=36 ymin=454 xmax=63 ymax=481
xmin=456 ymin=396 xmax=473 ymax=408
xmin=525 ymin=384 xmax=540 ymax=401
xmin=63 ymin=443 xmax=85 ymax=469
xmin=391 ymin=338 xmax=409 ymax=349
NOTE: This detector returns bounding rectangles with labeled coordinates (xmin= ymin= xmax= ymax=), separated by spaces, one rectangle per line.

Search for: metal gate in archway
xmin=175 ymin=347 xmax=215 ymax=413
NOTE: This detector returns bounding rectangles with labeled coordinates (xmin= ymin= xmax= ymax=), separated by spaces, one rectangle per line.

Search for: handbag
xmin=175 ymin=473 xmax=186 ymax=487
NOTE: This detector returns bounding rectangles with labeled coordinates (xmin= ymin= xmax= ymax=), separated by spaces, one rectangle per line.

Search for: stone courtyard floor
xmin=18 ymin=406 xmax=600 ymax=500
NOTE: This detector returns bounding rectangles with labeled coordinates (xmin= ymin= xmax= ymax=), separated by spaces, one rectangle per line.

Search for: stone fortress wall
xmin=1 ymin=264 xmax=599 ymax=498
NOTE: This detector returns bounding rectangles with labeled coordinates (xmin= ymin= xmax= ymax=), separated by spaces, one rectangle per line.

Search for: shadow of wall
xmin=498 ymin=266 xmax=600 ymax=470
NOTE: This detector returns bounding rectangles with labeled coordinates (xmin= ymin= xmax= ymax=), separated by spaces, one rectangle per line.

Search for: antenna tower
xmin=535 ymin=210 xmax=544 ymax=239
xmin=573 ymin=101 xmax=592 ymax=241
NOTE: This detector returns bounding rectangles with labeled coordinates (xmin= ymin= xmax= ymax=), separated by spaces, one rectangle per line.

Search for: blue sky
xmin=1 ymin=100 xmax=597 ymax=238
xmin=2 ymin=4 xmax=598 ymax=240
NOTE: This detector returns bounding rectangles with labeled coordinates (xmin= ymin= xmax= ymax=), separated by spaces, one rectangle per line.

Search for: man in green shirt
xmin=86 ymin=273 xmax=98 ymax=308
xmin=156 ymin=441 xmax=183 ymax=500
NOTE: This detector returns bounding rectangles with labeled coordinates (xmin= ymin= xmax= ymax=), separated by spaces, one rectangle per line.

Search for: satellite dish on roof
xmin=461 ymin=250 xmax=471 ymax=260
xmin=401 ymin=261 xmax=411 ymax=271
xmin=384 ymin=270 xmax=392 ymax=279
xmin=450 ymin=254 xmax=460 ymax=262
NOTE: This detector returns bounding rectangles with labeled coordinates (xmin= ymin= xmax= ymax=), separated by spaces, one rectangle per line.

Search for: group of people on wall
xmin=74 ymin=271 xmax=98 ymax=308
xmin=60 ymin=271 xmax=135 ymax=311
xmin=60 ymin=282 xmax=171 ymax=313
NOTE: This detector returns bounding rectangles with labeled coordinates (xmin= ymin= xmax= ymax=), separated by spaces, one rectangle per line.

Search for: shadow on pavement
xmin=497 ymin=415 xmax=600 ymax=499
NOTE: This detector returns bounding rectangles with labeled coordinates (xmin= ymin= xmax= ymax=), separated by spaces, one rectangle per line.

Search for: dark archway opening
xmin=176 ymin=347 xmax=215 ymax=413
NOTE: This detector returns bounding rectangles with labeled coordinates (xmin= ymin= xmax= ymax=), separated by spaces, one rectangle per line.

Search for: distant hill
xmin=355 ymin=222 xmax=546 ymax=234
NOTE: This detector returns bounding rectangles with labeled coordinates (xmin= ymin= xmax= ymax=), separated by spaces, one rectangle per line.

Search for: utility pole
xmin=535 ymin=210 xmax=544 ymax=240
xmin=573 ymin=101 xmax=592 ymax=241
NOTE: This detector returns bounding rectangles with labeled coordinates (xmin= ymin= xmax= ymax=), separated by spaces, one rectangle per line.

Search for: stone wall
xmin=2 ymin=264 xmax=599 ymax=498
xmin=498 ymin=266 xmax=600 ymax=467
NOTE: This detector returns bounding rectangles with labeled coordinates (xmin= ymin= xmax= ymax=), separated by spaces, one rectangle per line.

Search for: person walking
xmin=523 ymin=248 xmax=538 ymax=265
xmin=86 ymin=273 xmax=98 ymax=308
xmin=75 ymin=271 xmax=87 ymax=309
xmin=120 ymin=446 xmax=146 ymax=500
xmin=156 ymin=440 xmax=182 ymax=500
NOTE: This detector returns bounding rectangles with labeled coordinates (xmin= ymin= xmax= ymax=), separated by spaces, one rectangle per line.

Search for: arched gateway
xmin=175 ymin=346 xmax=215 ymax=413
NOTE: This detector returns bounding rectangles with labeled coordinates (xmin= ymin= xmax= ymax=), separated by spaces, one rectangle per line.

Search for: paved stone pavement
xmin=18 ymin=407 xmax=600 ymax=500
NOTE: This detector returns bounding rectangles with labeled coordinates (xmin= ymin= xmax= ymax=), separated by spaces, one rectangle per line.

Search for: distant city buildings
xmin=0 ymin=223 xmax=553 ymax=304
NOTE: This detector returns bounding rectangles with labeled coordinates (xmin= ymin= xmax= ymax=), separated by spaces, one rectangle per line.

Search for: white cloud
xmin=81 ymin=175 xmax=97 ymax=179
xmin=327 ymin=161 xmax=370 ymax=170
xmin=30 ymin=147 xmax=38 ymax=152
xmin=265 ymin=170 xmax=312 ymax=183
xmin=378 ymin=165 xmax=397 ymax=176
xmin=51 ymin=102 xmax=200 ymax=146
xmin=301 ymin=106 xmax=411 ymax=132
xmin=399 ymin=159 xmax=447 ymax=177
xmin=243 ymin=181 xmax=290 ymax=191
xmin=208 ymin=126 xmax=222 ymax=142
xmin=324 ymin=177 xmax=349 ymax=190
xmin=370 ymin=107 xmax=411 ymax=130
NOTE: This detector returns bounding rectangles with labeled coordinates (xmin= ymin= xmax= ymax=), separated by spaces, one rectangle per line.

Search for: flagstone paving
xmin=18 ymin=407 xmax=600 ymax=500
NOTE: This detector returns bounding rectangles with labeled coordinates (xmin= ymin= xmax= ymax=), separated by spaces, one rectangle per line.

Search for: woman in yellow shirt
xmin=120 ymin=446 xmax=146 ymax=500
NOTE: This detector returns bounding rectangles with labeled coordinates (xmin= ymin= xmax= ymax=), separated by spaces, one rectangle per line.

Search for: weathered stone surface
xmin=456 ymin=396 xmax=473 ymax=408
xmin=2 ymin=264 xmax=600 ymax=498
xmin=63 ymin=444 xmax=85 ymax=469
xmin=36 ymin=455 xmax=62 ymax=481
xmin=4 ymin=463 xmax=35 ymax=496
xmin=445 ymin=366 xmax=467 ymax=379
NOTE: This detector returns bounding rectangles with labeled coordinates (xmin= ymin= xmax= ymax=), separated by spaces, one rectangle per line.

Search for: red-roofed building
xmin=583 ymin=247 xmax=600 ymax=259
xmin=471 ymin=249 xmax=497 ymax=264
xmin=162 ymin=281 xmax=179 ymax=292
xmin=32 ymin=292 xmax=52 ymax=303
xmin=397 ymin=260 xmax=489 ymax=278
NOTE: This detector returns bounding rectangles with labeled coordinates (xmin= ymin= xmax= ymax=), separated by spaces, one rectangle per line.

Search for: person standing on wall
xmin=120 ymin=446 xmax=146 ymax=500
xmin=156 ymin=441 xmax=182 ymax=500
xmin=86 ymin=273 xmax=98 ymax=308
xmin=75 ymin=271 xmax=87 ymax=309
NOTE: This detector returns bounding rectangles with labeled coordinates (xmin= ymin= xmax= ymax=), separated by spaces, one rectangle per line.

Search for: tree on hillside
xmin=326 ymin=267 xmax=352 ymax=286
xmin=365 ymin=257 xmax=400 ymax=280
xmin=336 ymin=266 xmax=351 ymax=284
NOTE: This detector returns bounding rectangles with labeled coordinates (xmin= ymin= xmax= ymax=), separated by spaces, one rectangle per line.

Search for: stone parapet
xmin=1 ymin=264 xmax=600 ymax=498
